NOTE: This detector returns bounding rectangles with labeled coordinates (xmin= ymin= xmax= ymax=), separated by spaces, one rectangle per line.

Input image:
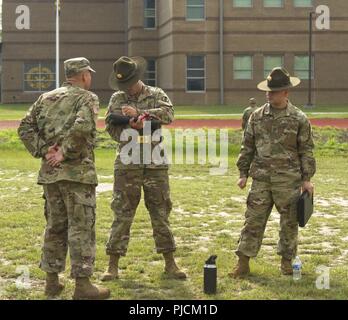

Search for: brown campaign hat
xmin=109 ymin=56 xmax=147 ymax=91
xmin=257 ymin=67 xmax=301 ymax=92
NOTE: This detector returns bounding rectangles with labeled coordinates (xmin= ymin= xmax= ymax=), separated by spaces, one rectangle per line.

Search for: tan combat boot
xmin=229 ymin=254 xmax=250 ymax=279
xmin=163 ymin=252 xmax=187 ymax=280
xmin=281 ymin=257 xmax=293 ymax=275
xmin=73 ymin=277 xmax=110 ymax=300
xmin=45 ymin=272 xmax=65 ymax=297
xmin=101 ymin=254 xmax=120 ymax=281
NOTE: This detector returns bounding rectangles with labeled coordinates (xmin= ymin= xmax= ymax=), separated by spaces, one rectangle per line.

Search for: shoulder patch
xmin=84 ymin=92 xmax=100 ymax=115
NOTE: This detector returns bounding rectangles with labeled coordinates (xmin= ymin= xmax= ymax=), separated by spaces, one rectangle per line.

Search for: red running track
xmin=1 ymin=118 xmax=348 ymax=130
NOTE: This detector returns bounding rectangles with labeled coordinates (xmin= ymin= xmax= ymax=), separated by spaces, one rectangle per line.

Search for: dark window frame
xmin=186 ymin=55 xmax=206 ymax=93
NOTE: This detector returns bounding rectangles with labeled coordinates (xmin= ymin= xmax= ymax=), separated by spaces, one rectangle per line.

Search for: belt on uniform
xmin=137 ymin=135 xmax=151 ymax=144
xmin=137 ymin=135 xmax=165 ymax=144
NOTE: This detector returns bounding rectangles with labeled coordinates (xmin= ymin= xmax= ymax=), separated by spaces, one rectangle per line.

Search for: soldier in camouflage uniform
xmin=101 ymin=56 xmax=186 ymax=281
xmin=230 ymin=67 xmax=316 ymax=278
xmin=18 ymin=58 xmax=110 ymax=299
xmin=241 ymin=98 xmax=258 ymax=131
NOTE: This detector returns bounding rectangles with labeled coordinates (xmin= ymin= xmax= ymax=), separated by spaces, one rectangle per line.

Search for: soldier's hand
xmin=302 ymin=181 xmax=314 ymax=195
xmin=129 ymin=117 xmax=144 ymax=130
xmin=46 ymin=146 xmax=65 ymax=167
xmin=122 ymin=106 xmax=138 ymax=117
xmin=45 ymin=144 xmax=59 ymax=162
xmin=237 ymin=177 xmax=248 ymax=189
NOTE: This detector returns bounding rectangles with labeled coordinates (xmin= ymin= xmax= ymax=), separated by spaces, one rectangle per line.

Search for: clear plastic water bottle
xmin=292 ymin=256 xmax=302 ymax=281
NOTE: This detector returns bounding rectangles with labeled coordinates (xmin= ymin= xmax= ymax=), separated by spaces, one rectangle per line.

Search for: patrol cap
xmin=249 ymin=98 xmax=257 ymax=105
xmin=64 ymin=57 xmax=96 ymax=77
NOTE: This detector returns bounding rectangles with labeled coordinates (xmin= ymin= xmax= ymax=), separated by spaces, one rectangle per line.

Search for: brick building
xmin=1 ymin=0 xmax=347 ymax=106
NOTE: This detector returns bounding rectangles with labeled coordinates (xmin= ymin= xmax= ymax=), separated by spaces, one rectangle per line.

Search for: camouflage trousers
xmin=106 ymin=168 xmax=176 ymax=256
xmin=40 ymin=181 xmax=96 ymax=278
xmin=236 ymin=179 xmax=301 ymax=260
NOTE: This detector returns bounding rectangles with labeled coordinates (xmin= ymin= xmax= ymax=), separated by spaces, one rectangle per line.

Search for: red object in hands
xmin=138 ymin=112 xmax=150 ymax=122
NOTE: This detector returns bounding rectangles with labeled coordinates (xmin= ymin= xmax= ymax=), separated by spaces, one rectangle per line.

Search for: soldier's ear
xmin=81 ymin=71 xmax=89 ymax=83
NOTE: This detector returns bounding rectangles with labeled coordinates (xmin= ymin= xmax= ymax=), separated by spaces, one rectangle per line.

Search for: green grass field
xmin=0 ymin=104 xmax=348 ymax=121
xmin=0 ymin=128 xmax=347 ymax=300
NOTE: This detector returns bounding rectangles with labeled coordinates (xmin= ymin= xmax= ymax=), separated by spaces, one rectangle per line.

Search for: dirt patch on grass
xmin=229 ymin=196 xmax=246 ymax=203
xmin=332 ymin=249 xmax=348 ymax=266
xmin=317 ymin=197 xmax=348 ymax=208
xmin=96 ymin=183 xmax=113 ymax=194
xmin=318 ymin=226 xmax=340 ymax=236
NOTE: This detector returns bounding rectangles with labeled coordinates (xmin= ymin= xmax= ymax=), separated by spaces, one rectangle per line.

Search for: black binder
xmin=297 ymin=191 xmax=314 ymax=227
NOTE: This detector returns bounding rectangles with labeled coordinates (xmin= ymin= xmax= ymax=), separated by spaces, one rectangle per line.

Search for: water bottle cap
xmin=205 ymin=255 xmax=217 ymax=265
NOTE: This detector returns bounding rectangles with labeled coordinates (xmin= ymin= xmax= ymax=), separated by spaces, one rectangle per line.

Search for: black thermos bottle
xmin=204 ymin=255 xmax=217 ymax=294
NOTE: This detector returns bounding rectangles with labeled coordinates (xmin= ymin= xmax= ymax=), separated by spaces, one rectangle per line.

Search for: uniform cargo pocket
xmin=72 ymin=190 xmax=96 ymax=230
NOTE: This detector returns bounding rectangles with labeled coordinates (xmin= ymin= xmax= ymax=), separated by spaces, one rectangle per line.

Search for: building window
xmin=234 ymin=55 xmax=253 ymax=80
xmin=23 ymin=62 xmax=56 ymax=92
xmin=264 ymin=0 xmax=283 ymax=7
xmin=186 ymin=55 xmax=205 ymax=92
xmin=144 ymin=59 xmax=156 ymax=87
xmin=294 ymin=0 xmax=312 ymax=7
xmin=144 ymin=0 xmax=156 ymax=29
xmin=264 ymin=55 xmax=284 ymax=77
xmin=294 ymin=55 xmax=314 ymax=79
xmin=186 ymin=0 xmax=205 ymax=21
xmin=233 ymin=0 xmax=253 ymax=7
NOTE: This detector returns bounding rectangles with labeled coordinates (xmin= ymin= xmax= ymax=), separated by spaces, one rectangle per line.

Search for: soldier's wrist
xmin=60 ymin=145 xmax=69 ymax=160
xmin=239 ymin=172 xmax=248 ymax=179
xmin=302 ymin=175 xmax=311 ymax=182
xmin=40 ymin=144 xmax=49 ymax=158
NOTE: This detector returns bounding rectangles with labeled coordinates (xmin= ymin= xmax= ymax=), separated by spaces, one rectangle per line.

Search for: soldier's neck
xmin=270 ymin=100 xmax=288 ymax=110
xmin=66 ymin=80 xmax=85 ymax=89
xmin=128 ymin=84 xmax=144 ymax=100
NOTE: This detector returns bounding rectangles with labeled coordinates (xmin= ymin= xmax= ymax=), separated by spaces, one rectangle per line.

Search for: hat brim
xmin=79 ymin=66 xmax=96 ymax=73
xmin=87 ymin=66 xmax=96 ymax=73
xmin=257 ymin=77 xmax=301 ymax=92
xmin=109 ymin=56 xmax=147 ymax=91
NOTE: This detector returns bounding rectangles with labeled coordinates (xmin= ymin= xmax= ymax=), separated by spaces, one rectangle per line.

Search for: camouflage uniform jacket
xmin=242 ymin=106 xmax=259 ymax=130
xmin=18 ymin=82 xmax=99 ymax=185
xmin=105 ymin=85 xmax=174 ymax=170
xmin=237 ymin=101 xmax=316 ymax=182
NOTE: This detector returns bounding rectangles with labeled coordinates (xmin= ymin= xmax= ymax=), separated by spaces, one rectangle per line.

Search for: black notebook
xmin=297 ymin=191 xmax=314 ymax=228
